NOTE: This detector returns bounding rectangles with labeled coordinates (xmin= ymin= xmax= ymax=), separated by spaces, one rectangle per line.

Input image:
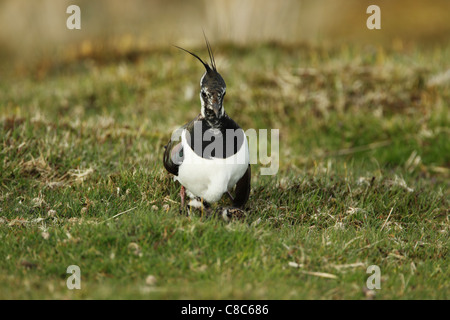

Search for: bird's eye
xmin=201 ymin=91 xmax=207 ymax=99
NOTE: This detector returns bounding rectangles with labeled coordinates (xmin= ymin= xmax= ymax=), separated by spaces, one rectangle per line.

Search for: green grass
xmin=0 ymin=43 xmax=448 ymax=299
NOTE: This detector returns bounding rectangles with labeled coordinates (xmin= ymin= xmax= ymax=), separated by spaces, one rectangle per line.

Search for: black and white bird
xmin=163 ymin=38 xmax=251 ymax=214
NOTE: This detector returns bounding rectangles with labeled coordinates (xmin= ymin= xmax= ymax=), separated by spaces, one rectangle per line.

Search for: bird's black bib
xmin=186 ymin=116 xmax=245 ymax=159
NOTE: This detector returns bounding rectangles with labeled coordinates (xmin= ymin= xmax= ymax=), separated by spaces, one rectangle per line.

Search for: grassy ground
xmin=0 ymin=42 xmax=449 ymax=299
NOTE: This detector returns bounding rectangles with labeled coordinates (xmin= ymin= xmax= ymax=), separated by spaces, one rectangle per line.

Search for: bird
xmin=163 ymin=37 xmax=251 ymax=215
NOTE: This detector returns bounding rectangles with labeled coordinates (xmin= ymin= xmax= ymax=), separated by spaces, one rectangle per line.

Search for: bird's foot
xmin=185 ymin=197 xmax=211 ymax=216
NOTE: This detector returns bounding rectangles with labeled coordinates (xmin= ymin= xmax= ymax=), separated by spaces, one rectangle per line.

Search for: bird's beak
xmin=213 ymin=103 xmax=221 ymax=117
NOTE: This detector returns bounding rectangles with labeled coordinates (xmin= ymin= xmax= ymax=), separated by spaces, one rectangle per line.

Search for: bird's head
xmin=175 ymin=37 xmax=226 ymax=122
xmin=199 ymin=68 xmax=226 ymax=120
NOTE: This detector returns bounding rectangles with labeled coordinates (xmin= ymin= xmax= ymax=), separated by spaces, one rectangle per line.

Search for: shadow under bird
xmin=163 ymin=38 xmax=251 ymax=216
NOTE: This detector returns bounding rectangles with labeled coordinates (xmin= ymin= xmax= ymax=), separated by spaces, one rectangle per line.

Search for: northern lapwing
xmin=163 ymin=37 xmax=251 ymax=217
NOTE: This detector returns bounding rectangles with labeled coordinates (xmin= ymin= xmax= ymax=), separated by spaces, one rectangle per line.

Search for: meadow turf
xmin=0 ymin=42 xmax=448 ymax=299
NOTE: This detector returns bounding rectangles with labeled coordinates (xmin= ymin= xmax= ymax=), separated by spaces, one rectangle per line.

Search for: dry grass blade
xmin=332 ymin=262 xmax=365 ymax=270
xmin=102 ymin=207 xmax=138 ymax=223
xmin=381 ymin=207 xmax=394 ymax=231
xmin=299 ymin=271 xmax=338 ymax=280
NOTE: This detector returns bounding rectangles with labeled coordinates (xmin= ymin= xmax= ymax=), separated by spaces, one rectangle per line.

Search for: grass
xmin=0 ymin=42 xmax=449 ymax=299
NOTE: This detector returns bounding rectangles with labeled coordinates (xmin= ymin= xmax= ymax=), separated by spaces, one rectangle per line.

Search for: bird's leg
xmin=226 ymin=191 xmax=235 ymax=202
xmin=201 ymin=197 xmax=204 ymax=217
xmin=180 ymin=186 xmax=186 ymax=206
xmin=179 ymin=186 xmax=186 ymax=214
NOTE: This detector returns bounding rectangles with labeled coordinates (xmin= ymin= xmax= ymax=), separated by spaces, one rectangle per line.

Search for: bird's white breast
xmin=175 ymin=128 xmax=249 ymax=203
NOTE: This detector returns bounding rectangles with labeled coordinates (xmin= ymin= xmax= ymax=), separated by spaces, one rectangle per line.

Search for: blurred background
xmin=1 ymin=0 xmax=450 ymax=72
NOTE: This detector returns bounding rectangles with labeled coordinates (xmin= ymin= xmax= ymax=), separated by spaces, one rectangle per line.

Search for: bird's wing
xmin=232 ymin=164 xmax=251 ymax=208
xmin=163 ymin=114 xmax=202 ymax=176
xmin=163 ymin=139 xmax=183 ymax=176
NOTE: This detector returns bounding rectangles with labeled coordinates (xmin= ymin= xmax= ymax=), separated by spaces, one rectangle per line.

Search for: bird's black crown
xmin=175 ymin=35 xmax=227 ymax=123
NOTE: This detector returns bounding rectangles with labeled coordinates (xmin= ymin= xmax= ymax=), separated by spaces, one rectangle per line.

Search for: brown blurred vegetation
xmin=0 ymin=0 xmax=449 ymax=73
